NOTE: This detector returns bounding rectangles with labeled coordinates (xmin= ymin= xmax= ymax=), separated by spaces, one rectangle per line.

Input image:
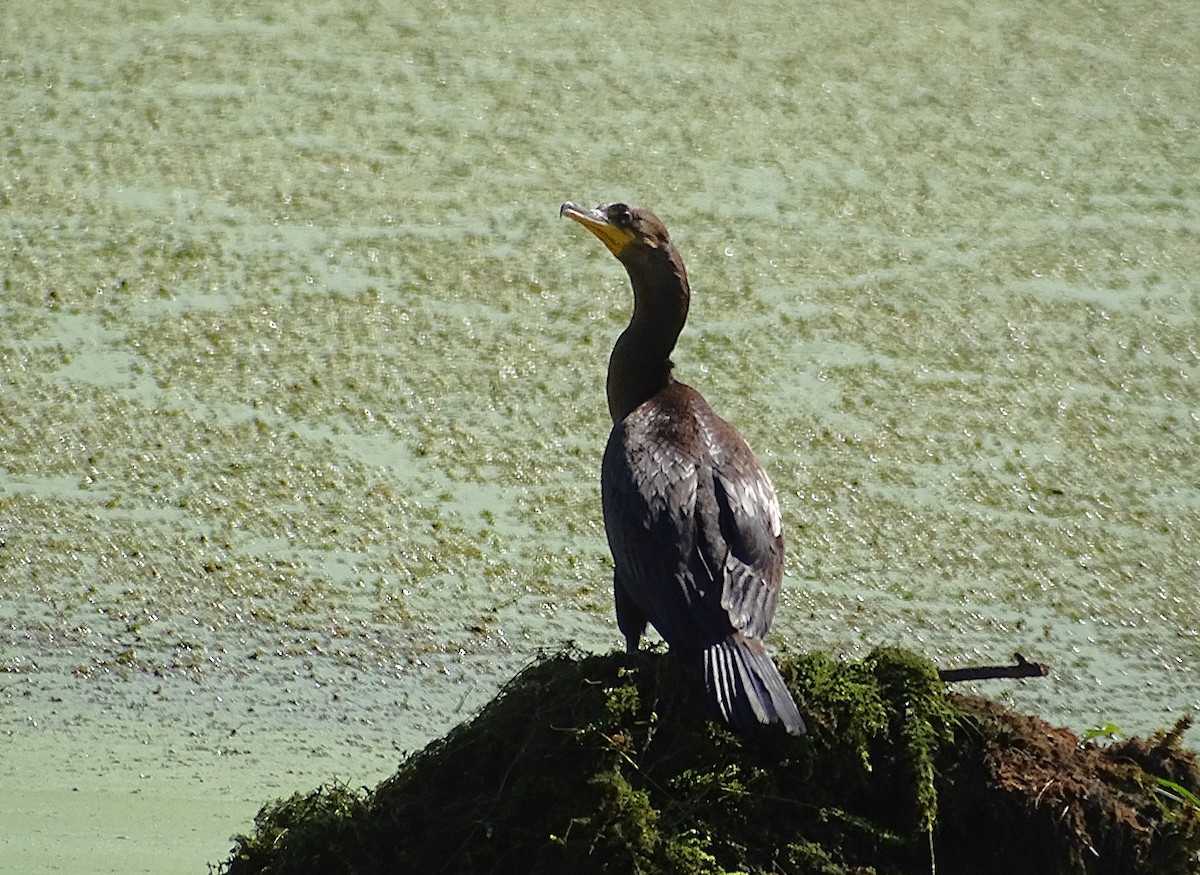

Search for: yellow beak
xmin=560 ymin=202 xmax=636 ymax=257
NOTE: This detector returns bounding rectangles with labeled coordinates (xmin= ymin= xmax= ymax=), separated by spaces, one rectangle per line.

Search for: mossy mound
xmin=217 ymin=648 xmax=1200 ymax=875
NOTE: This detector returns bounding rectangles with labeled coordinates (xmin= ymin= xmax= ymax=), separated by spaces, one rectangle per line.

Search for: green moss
xmin=222 ymin=781 xmax=370 ymax=875
xmin=863 ymin=646 xmax=958 ymax=834
xmin=218 ymin=648 xmax=1200 ymax=875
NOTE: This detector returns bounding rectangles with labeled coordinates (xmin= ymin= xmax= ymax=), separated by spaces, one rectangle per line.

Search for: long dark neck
xmin=606 ymin=248 xmax=690 ymax=423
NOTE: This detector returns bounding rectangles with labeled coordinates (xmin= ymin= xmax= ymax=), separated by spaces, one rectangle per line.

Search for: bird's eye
xmin=608 ymin=203 xmax=633 ymax=226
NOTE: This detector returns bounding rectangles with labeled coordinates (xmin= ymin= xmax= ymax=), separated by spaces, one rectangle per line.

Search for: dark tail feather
xmin=702 ymin=637 xmax=805 ymax=736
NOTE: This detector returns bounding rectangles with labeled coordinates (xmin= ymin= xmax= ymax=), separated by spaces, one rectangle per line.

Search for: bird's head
xmin=559 ymin=202 xmax=673 ymax=262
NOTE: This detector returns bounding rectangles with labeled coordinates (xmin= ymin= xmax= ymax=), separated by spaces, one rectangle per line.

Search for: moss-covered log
xmin=217 ymin=648 xmax=1200 ymax=875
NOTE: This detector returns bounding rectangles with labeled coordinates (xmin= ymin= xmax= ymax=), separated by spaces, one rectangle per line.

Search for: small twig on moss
xmin=938 ymin=652 xmax=1049 ymax=684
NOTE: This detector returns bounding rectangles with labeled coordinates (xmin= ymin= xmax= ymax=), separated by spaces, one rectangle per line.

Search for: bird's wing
xmin=602 ymin=412 xmax=723 ymax=650
xmin=697 ymin=415 xmax=784 ymax=641
xmin=602 ymin=394 xmax=785 ymax=649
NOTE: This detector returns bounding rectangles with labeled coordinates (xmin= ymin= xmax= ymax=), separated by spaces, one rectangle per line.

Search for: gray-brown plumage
xmin=561 ymin=201 xmax=804 ymax=735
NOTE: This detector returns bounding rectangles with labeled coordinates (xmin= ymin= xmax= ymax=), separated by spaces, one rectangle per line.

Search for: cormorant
xmin=561 ymin=201 xmax=805 ymax=736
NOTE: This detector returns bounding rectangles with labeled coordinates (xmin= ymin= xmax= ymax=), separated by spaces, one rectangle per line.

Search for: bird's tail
xmin=702 ymin=636 xmax=805 ymax=736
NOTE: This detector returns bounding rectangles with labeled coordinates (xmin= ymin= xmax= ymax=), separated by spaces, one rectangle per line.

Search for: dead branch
xmin=939 ymin=652 xmax=1050 ymax=684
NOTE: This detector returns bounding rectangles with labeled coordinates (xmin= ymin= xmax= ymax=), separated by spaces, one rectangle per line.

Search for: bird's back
xmin=602 ymin=380 xmax=803 ymax=734
xmin=601 ymin=379 xmax=784 ymax=651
